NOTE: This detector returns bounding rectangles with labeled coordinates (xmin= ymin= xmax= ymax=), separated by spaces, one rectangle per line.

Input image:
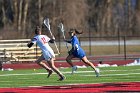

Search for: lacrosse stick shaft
xmin=49 ymin=28 xmax=60 ymax=54
xmin=58 ymin=22 xmax=69 ymax=51
xmin=53 ymin=41 xmax=60 ymax=54
xmin=59 ymin=23 xmax=69 ymax=51
xmin=44 ymin=18 xmax=60 ymax=55
xmin=62 ymin=32 xmax=69 ymax=51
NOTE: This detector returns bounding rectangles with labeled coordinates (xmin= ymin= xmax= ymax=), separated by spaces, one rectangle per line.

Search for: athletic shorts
xmin=73 ymin=48 xmax=86 ymax=59
xmin=42 ymin=50 xmax=55 ymax=61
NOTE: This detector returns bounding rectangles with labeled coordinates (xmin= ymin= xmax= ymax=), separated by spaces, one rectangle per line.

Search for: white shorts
xmin=43 ymin=50 xmax=55 ymax=61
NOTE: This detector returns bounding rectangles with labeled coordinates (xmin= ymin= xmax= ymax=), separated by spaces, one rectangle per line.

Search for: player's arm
xmin=27 ymin=38 xmax=36 ymax=48
xmin=64 ymin=40 xmax=71 ymax=43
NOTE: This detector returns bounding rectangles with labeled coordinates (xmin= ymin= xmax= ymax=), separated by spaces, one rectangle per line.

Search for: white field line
xmin=0 ymin=69 xmax=140 ymax=77
xmin=0 ymin=73 xmax=47 ymax=76
xmin=101 ymin=69 xmax=140 ymax=72
xmin=81 ymin=72 xmax=140 ymax=77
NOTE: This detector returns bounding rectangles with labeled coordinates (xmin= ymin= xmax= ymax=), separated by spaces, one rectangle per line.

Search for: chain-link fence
xmin=55 ymin=36 xmax=140 ymax=61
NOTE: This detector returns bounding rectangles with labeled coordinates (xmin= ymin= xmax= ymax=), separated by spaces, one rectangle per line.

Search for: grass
xmin=0 ymin=65 xmax=140 ymax=88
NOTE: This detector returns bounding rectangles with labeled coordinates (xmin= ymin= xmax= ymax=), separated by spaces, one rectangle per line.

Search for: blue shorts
xmin=72 ymin=48 xmax=86 ymax=59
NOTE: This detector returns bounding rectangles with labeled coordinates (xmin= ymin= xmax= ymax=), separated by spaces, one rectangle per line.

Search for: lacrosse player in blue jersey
xmin=27 ymin=26 xmax=65 ymax=81
xmin=65 ymin=29 xmax=100 ymax=77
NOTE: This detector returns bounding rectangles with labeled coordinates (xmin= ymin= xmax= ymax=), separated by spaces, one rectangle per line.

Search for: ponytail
xmin=69 ymin=28 xmax=83 ymax=35
xmin=75 ymin=29 xmax=83 ymax=34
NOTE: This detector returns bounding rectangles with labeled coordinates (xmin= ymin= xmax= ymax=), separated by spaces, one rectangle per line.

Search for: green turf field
xmin=0 ymin=65 xmax=140 ymax=88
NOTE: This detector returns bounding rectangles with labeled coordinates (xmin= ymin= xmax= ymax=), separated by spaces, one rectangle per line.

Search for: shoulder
xmin=32 ymin=35 xmax=38 ymax=41
xmin=73 ymin=36 xmax=78 ymax=40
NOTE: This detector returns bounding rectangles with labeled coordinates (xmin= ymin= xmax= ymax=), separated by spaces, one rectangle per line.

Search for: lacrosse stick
xmin=43 ymin=18 xmax=60 ymax=55
xmin=58 ymin=23 xmax=69 ymax=51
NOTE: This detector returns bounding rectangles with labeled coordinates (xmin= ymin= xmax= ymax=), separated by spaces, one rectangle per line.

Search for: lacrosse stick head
xmin=44 ymin=18 xmax=50 ymax=31
xmin=58 ymin=23 xmax=64 ymax=32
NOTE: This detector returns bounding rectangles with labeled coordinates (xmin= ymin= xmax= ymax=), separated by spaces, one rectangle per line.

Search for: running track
xmin=0 ymin=82 xmax=140 ymax=93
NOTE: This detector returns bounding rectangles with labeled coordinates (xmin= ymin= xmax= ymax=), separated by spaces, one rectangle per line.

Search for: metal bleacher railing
xmin=0 ymin=39 xmax=41 ymax=63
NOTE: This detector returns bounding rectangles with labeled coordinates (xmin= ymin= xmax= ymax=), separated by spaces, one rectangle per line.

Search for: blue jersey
xmin=70 ymin=35 xmax=86 ymax=59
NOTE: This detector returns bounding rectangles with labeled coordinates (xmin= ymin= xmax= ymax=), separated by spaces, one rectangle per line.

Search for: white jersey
xmin=32 ymin=35 xmax=55 ymax=61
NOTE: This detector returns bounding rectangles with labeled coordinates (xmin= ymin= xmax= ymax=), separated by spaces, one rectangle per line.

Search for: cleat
xmin=72 ymin=66 xmax=78 ymax=74
xmin=95 ymin=68 xmax=100 ymax=77
xmin=57 ymin=76 xmax=66 ymax=81
xmin=47 ymin=70 xmax=53 ymax=78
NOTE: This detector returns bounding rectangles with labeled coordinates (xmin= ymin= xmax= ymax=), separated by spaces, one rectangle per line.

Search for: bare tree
xmin=22 ymin=0 xmax=29 ymax=33
xmin=38 ymin=0 xmax=43 ymax=26
xmin=0 ymin=0 xmax=140 ymax=39
xmin=12 ymin=0 xmax=18 ymax=28
xmin=1 ymin=1 xmax=6 ymax=28
xmin=18 ymin=0 xmax=23 ymax=31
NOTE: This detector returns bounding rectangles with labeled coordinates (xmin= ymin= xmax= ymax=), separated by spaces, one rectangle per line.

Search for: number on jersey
xmin=41 ymin=37 xmax=47 ymax=44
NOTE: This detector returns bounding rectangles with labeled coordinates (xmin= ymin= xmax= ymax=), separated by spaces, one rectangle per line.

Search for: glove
xmin=27 ymin=42 xmax=34 ymax=48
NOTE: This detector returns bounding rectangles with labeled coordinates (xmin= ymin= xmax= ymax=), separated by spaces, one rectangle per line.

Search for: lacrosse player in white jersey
xmin=27 ymin=26 xmax=65 ymax=81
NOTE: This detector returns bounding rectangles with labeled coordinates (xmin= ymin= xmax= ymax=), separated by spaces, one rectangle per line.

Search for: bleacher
xmin=0 ymin=39 xmax=41 ymax=63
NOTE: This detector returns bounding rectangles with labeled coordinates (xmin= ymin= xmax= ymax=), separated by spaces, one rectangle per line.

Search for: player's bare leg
xmin=81 ymin=56 xmax=100 ymax=77
xmin=66 ymin=55 xmax=77 ymax=74
xmin=47 ymin=58 xmax=65 ymax=81
xmin=35 ymin=54 xmax=53 ymax=78
xmin=66 ymin=55 xmax=75 ymax=67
